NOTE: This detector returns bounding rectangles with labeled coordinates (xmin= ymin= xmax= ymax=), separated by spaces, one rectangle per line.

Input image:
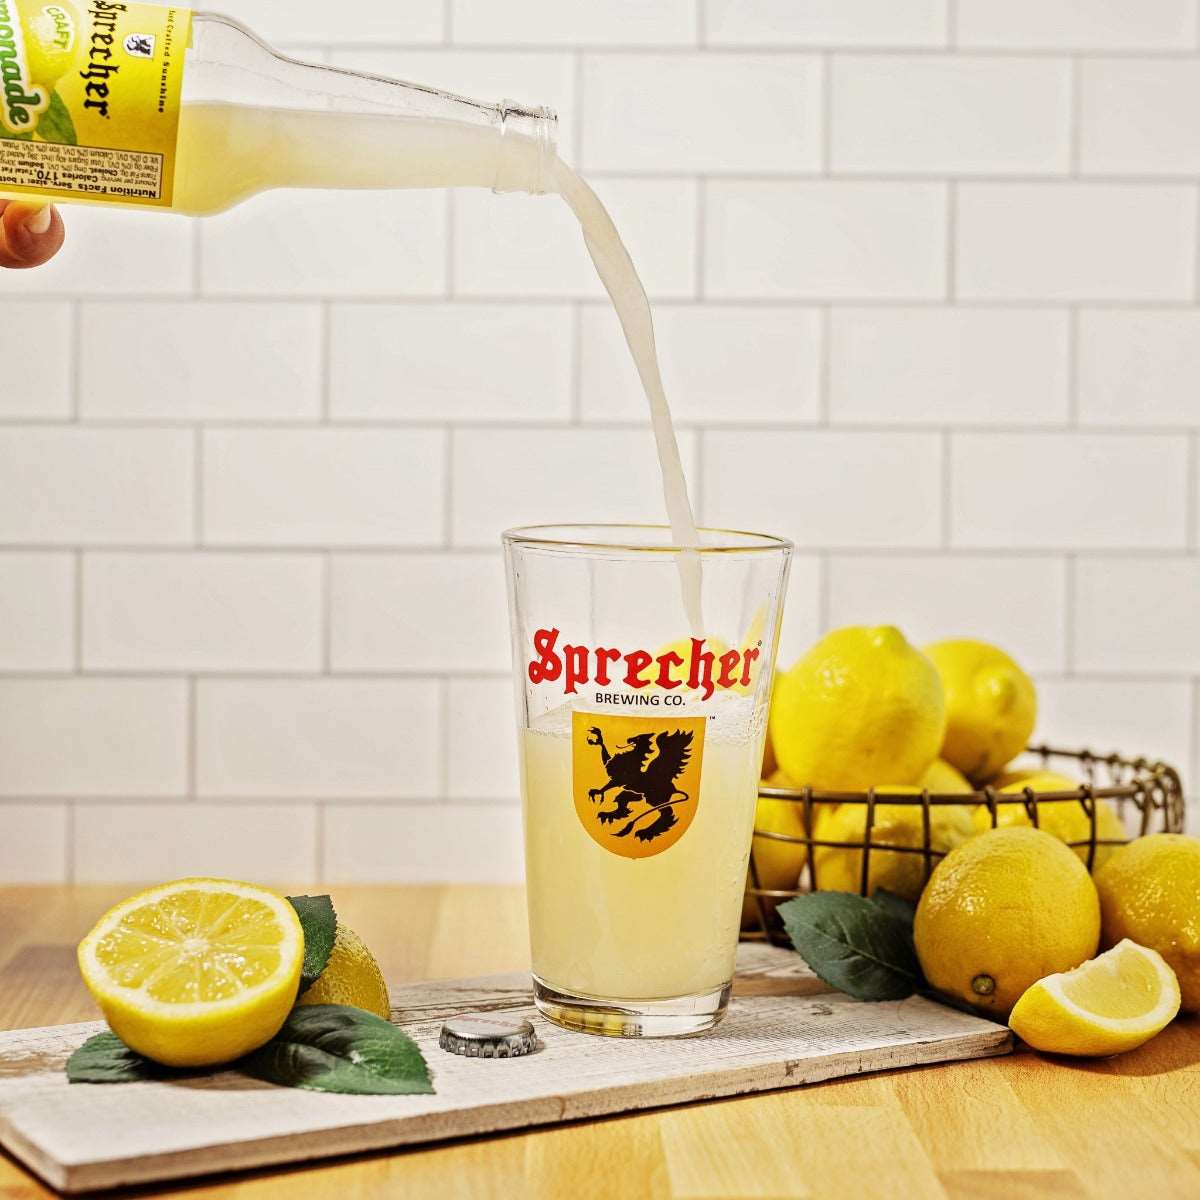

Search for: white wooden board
xmin=0 ymin=944 xmax=1011 ymax=1194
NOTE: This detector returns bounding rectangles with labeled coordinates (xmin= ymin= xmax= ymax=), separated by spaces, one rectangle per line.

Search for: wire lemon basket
xmin=742 ymin=744 xmax=1186 ymax=946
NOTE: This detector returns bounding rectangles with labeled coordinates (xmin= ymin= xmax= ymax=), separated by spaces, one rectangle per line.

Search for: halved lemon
xmin=77 ymin=878 xmax=304 ymax=1067
xmin=1009 ymin=939 xmax=1181 ymax=1057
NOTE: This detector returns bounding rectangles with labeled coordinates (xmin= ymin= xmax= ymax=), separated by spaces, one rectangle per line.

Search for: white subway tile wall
xmin=81 ymin=304 xmax=325 ymax=421
xmin=580 ymin=54 xmax=823 ymax=173
xmin=2 ymin=0 xmax=1198 ymax=882
xmin=830 ymin=57 xmax=1073 ymax=176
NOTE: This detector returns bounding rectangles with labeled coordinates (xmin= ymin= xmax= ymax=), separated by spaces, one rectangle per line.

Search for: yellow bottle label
xmin=0 ymin=0 xmax=190 ymax=206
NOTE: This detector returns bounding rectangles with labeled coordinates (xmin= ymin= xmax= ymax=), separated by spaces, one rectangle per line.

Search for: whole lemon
xmin=914 ymin=826 xmax=1100 ymax=1017
xmin=741 ymin=769 xmax=808 ymax=929
xmin=812 ymin=796 xmax=975 ymax=902
xmin=294 ymin=924 xmax=390 ymax=1020
xmin=26 ymin=3 xmax=78 ymax=86
xmin=925 ymin=639 xmax=1036 ymax=784
xmin=1095 ymin=834 xmax=1200 ymax=1012
xmin=971 ymin=771 xmax=1127 ymax=870
xmin=919 ymin=759 xmax=974 ymax=794
xmin=770 ymin=626 xmax=945 ymax=792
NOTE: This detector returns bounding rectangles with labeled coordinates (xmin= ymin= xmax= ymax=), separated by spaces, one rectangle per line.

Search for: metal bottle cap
xmin=439 ymin=1013 xmax=538 ymax=1058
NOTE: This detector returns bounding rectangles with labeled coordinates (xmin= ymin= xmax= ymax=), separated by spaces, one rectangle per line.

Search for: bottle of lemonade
xmin=0 ymin=2 xmax=559 ymax=212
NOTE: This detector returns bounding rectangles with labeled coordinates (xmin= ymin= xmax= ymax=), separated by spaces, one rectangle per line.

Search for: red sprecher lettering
xmin=527 ymin=628 xmax=759 ymax=700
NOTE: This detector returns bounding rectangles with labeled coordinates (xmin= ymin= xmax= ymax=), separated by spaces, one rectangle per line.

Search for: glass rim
xmin=501 ymin=523 xmax=793 ymax=555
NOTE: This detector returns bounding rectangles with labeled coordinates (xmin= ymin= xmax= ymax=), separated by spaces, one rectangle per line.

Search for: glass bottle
xmin=0 ymin=4 xmax=558 ymax=214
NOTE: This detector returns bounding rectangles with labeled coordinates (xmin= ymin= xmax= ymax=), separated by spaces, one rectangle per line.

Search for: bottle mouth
xmin=495 ymin=101 xmax=559 ymax=195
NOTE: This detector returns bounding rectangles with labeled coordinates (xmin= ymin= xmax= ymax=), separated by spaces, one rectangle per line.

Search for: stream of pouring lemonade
xmin=550 ymin=160 xmax=704 ymax=621
xmin=162 ymin=104 xmax=704 ymax=625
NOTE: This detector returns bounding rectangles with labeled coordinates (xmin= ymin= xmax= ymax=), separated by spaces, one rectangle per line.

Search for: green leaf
xmin=871 ymin=889 xmax=917 ymax=927
xmin=288 ymin=893 xmax=337 ymax=994
xmin=778 ymin=891 xmax=923 ymax=1002
xmin=37 ymin=92 xmax=77 ymax=146
xmin=241 ymin=1005 xmax=434 ymax=1096
xmin=0 ymin=127 xmax=33 ymax=141
xmin=66 ymin=1032 xmax=165 ymax=1084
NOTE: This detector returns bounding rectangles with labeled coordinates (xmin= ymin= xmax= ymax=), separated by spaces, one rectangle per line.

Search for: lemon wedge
xmin=1009 ymin=939 xmax=1181 ymax=1057
xmin=78 ymin=878 xmax=304 ymax=1067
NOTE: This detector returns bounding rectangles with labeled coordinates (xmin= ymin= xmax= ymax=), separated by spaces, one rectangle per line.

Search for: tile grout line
xmin=940 ymin=430 xmax=953 ymax=548
xmin=69 ymin=301 xmax=82 ymax=422
xmin=1067 ymin=307 xmax=1080 ymax=426
xmin=572 ymin=50 xmax=586 ymax=168
xmin=252 ymin=41 xmax=1200 ymax=57
xmin=1063 ymin=554 xmax=1077 ymax=676
xmin=322 ymin=553 xmax=333 ymax=673
xmin=945 ymin=181 xmax=957 ymax=301
xmin=694 ymin=176 xmax=706 ymax=300
xmin=438 ymin=677 xmax=451 ymax=800
xmin=320 ymin=301 xmax=333 ymax=421
xmin=1069 ymin=55 xmax=1082 ymax=177
xmin=29 ymin=294 xmax=1200 ymax=310
xmin=1187 ymin=431 xmax=1199 ymax=550
xmin=442 ymin=428 xmax=454 ymax=547
xmin=1195 ymin=184 xmax=1200 ymax=304
xmin=445 ymin=191 xmax=457 ymax=299
xmin=8 ymin=416 xmax=1200 ymax=435
xmin=72 ymin=549 xmax=84 ymax=672
xmin=4 ymin=539 xmax=1200 ymax=558
xmin=190 ymin=219 xmax=202 ymax=297
xmin=193 ymin=427 xmax=204 ymax=546
xmin=820 ymin=52 xmax=833 ymax=174
xmin=817 ymin=305 xmax=831 ymax=425
xmin=186 ymin=675 xmax=198 ymax=798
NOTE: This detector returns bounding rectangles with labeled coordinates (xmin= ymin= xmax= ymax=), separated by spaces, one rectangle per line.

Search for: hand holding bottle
xmin=0 ymin=203 xmax=64 ymax=269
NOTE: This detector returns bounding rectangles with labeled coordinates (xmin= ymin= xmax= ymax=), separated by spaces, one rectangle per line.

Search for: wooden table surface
xmin=2 ymin=886 xmax=1199 ymax=1200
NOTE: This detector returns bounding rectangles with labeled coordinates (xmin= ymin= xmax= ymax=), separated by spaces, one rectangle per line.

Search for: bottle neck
xmin=187 ymin=13 xmax=559 ymax=197
xmin=495 ymin=101 xmax=559 ymax=195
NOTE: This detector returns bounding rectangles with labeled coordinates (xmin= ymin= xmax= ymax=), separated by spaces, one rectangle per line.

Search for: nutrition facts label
xmin=0 ymin=141 xmax=165 ymax=203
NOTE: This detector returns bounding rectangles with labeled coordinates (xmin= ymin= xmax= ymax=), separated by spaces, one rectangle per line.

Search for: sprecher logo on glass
xmin=0 ymin=1 xmax=191 ymax=205
xmin=571 ymin=712 xmax=706 ymax=860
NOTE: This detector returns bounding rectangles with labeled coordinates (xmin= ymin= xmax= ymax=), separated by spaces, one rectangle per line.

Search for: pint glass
xmin=503 ymin=525 xmax=792 ymax=1036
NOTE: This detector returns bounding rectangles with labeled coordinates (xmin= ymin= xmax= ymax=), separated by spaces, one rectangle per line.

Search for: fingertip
xmin=0 ymin=203 xmax=65 ymax=268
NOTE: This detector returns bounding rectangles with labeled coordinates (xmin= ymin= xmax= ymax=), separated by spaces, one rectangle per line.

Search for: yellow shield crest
xmin=572 ymin=711 xmax=706 ymax=859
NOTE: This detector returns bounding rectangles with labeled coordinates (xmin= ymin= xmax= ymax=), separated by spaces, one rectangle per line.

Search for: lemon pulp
xmin=78 ymin=878 xmax=304 ymax=1066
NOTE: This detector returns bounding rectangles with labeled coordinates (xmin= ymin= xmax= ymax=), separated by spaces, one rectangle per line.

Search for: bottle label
xmin=0 ymin=1 xmax=190 ymax=206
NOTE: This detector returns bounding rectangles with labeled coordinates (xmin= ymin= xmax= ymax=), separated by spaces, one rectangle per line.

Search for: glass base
xmin=532 ymin=975 xmax=731 ymax=1038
